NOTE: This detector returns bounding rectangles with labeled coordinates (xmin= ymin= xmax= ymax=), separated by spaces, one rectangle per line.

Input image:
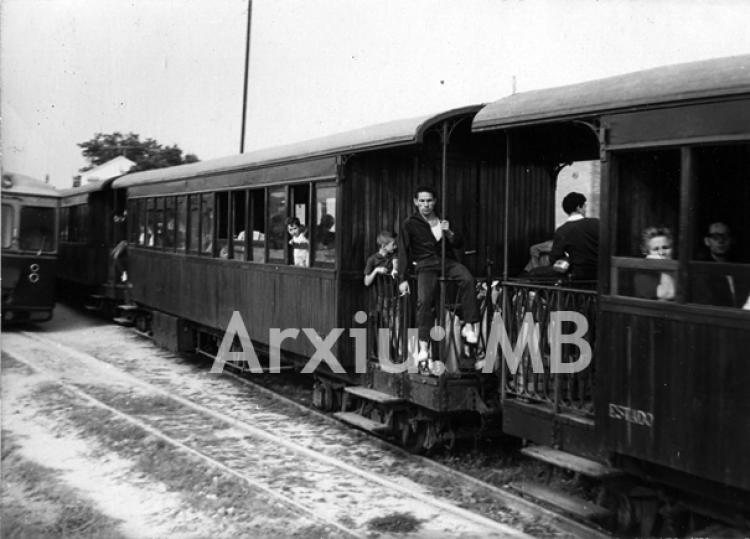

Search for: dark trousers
xmin=416 ymin=259 xmax=479 ymax=341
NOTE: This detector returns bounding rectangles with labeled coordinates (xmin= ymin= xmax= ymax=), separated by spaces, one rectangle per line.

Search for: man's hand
xmin=399 ymin=281 xmax=410 ymax=296
xmin=440 ymin=220 xmax=454 ymax=239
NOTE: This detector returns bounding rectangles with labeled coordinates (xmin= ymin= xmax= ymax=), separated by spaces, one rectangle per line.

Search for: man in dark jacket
xmin=692 ymin=221 xmax=748 ymax=307
xmin=398 ymin=186 xmax=479 ymax=364
xmin=550 ymin=192 xmax=600 ymax=280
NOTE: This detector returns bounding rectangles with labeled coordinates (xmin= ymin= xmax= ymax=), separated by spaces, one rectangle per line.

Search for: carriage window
xmin=314 ymin=183 xmax=336 ymax=266
xmin=251 ymin=189 xmax=266 ymax=262
xmin=59 ymin=207 xmax=68 ymax=243
xmin=153 ymin=197 xmax=164 ymax=249
xmin=216 ymin=192 xmax=229 ymax=258
xmin=612 ymin=149 xmax=680 ymax=299
xmin=143 ymin=198 xmax=156 ymax=247
xmin=188 ymin=194 xmax=200 ymax=253
xmin=80 ymin=204 xmax=90 ymax=243
xmin=19 ymin=206 xmax=56 ymax=252
xmin=68 ymin=206 xmax=78 ymax=242
xmin=201 ymin=193 xmax=214 ymax=255
xmin=70 ymin=204 xmax=89 ymax=243
xmin=127 ymin=201 xmax=138 ymax=244
xmin=135 ymin=200 xmax=146 ymax=246
xmin=289 ymin=184 xmax=310 ymax=267
xmin=689 ymin=143 xmax=750 ymax=309
xmin=176 ymin=196 xmax=187 ymax=251
xmin=267 ymin=187 xmax=286 ymax=263
xmin=2 ymin=204 xmax=13 ymax=248
xmin=164 ymin=197 xmax=175 ymax=250
xmin=231 ymin=190 xmax=246 ymax=261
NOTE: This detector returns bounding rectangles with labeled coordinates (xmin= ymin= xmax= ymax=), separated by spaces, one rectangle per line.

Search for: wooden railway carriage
xmin=58 ymin=178 xmax=129 ymax=310
xmin=473 ymin=55 xmax=750 ymax=528
xmin=1 ymin=173 xmax=60 ymax=322
xmin=111 ymin=106 xmax=557 ymax=449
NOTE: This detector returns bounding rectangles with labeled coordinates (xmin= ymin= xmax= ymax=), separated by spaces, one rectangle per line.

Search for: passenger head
xmin=562 ymin=192 xmax=587 ymax=216
xmin=319 ymin=214 xmax=335 ymax=230
xmin=413 ymin=185 xmax=438 ymax=200
xmin=704 ymin=221 xmax=733 ymax=261
xmin=285 ymin=217 xmax=302 ymax=237
xmin=376 ymin=230 xmax=397 ymax=253
xmin=641 ymin=227 xmax=673 ymax=259
xmin=413 ymin=185 xmax=438 ymax=216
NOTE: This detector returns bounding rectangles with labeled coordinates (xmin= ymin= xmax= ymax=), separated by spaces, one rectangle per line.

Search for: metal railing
xmin=366 ymin=274 xmax=497 ymax=374
xmin=501 ymin=279 xmax=597 ymax=416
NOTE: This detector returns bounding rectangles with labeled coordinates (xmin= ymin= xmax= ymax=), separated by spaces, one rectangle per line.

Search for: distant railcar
xmin=1 ymin=173 xmax=60 ymax=322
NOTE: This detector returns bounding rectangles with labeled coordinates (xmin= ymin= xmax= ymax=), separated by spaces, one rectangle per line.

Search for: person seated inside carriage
xmin=634 ymin=226 xmax=676 ymax=301
xmin=692 ymin=221 xmax=750 ymax=308
xmin=523 ymin=240 xmax=553 ymax=273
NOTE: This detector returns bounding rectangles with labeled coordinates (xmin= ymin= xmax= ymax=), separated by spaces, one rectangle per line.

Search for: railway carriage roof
xmin=1 ymin=172 xmax=60 ymax=198
xmin=113 ymin=105 xmax=482 ymax=188
xmin=473 ymin=54 xmax=750 ymax=131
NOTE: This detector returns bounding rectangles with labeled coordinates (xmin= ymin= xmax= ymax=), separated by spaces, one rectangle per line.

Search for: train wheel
xmin=312 ymin=380 xmax=337 ymax=412
xmin=615 ymin=493 xmax=635 ymax=534
xmin=442 ymin=428 xmax=457 ymax=452
xmin=399 ymin=417 xmax=427 ymax=454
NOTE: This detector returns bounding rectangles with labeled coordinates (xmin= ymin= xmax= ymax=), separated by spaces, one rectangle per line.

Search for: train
xmin=2 ymin=172 xmax=61 ymax=323
xmin=57 ymin=177 xmax=129 ymax=315
xmin=57 ymin=55 xmax=750 ymax=534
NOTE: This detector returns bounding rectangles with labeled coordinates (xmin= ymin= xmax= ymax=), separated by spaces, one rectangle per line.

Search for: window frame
xmin=2 ymin=203 xmax=14 ymax=248
xmin=608 ymin=142 xmax=750 ymax=310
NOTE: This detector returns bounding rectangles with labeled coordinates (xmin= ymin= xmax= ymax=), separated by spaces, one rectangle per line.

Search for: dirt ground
xmin=0 ymin=346 xmax=338 ymax=539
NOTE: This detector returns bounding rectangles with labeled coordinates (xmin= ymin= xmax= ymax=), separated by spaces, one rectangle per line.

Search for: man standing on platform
xmin=550 ymin=192 xmax=600 ymax=281
xmin=397 ymin=185 xmax=479 ymax=366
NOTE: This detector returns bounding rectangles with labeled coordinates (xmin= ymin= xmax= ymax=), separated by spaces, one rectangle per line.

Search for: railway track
xmin=5 ymin=332 xmax=526 ymax=538
xmin=4 ymin=314 xmax=611 ymax=538
xmin=223 ymin=370 xmax=613 ymax=539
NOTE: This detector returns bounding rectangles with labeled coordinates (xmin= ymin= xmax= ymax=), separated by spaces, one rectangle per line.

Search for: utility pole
xmin=240 ymin=0 xmax=253 ymax=153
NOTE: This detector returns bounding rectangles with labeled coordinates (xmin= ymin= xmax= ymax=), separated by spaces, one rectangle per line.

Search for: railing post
xmin=500 ymin=282 xmax=509 ymax=404
xmin=553 ymin=287 xmax=562 ymax=414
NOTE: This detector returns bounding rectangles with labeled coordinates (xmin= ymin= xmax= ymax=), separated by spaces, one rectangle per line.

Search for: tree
xmin=78 ymin=132 xmax=199 ymax=172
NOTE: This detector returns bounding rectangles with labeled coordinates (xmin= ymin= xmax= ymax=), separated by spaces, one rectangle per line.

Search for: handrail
xmin=366 ymin=274 xmax=496 ymax=375
xmin=500 ymin=280 xmax=597 ymax=416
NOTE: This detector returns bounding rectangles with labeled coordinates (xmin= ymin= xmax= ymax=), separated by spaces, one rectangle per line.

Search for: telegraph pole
xmin=240 ymin=0 xmax=253 ymax=153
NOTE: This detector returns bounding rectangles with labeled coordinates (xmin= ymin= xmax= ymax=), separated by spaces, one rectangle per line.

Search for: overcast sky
xmin=3 ymin=0 xmax=750 ymax=188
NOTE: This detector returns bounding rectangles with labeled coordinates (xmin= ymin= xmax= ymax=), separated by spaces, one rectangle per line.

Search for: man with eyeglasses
xmin=702 ymin=222 xmax=735 ymax=263
xmin=693 ymin=221 xmax=748 ymax=307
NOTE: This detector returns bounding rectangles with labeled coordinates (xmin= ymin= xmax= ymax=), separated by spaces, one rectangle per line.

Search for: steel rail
xmin=13 ymin=331 xmax=531 ymax=539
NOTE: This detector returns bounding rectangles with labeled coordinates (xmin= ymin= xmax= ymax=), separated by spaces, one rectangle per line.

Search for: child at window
xmin=634 ymin=226 xmax=675 ymax=301
xmin=285 ymin=217 xmax=309 ymax=267
xmin=364 ymin=230 xmax=398 ymax=286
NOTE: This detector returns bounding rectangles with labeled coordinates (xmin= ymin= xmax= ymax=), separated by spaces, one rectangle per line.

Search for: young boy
xmin=364 ymin=230 xmax=398 ymax=286
xmin=285 ymin=217 xmax=309 ymax=267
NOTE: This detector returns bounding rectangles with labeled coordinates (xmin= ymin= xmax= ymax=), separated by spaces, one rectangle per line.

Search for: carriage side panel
xmin=129 ymin=250 xmax=336 ymax=358
xmin=599 ymin=300 xmax=750 ymax=492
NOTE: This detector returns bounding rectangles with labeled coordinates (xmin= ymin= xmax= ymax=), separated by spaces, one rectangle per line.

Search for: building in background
xmin=73 ymin=156 xmax=135 ymax=187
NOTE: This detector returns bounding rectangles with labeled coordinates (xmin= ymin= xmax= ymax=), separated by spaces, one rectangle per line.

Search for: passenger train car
xmin=1 ymin=172 xmax=60 ymax=322
xmin=472 ymin=54 xmax=750 ymax=530
xmin=58 ymin=178 xmax=129 ymax=313
xmin=108 ymin=104 xmax=551 ymax=431
xmin=61 ymin=55 xmax=750 ymax=533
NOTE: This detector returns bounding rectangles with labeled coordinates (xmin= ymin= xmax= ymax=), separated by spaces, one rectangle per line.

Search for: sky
xmin=3 ymin=0 xmax=750 ymax=189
